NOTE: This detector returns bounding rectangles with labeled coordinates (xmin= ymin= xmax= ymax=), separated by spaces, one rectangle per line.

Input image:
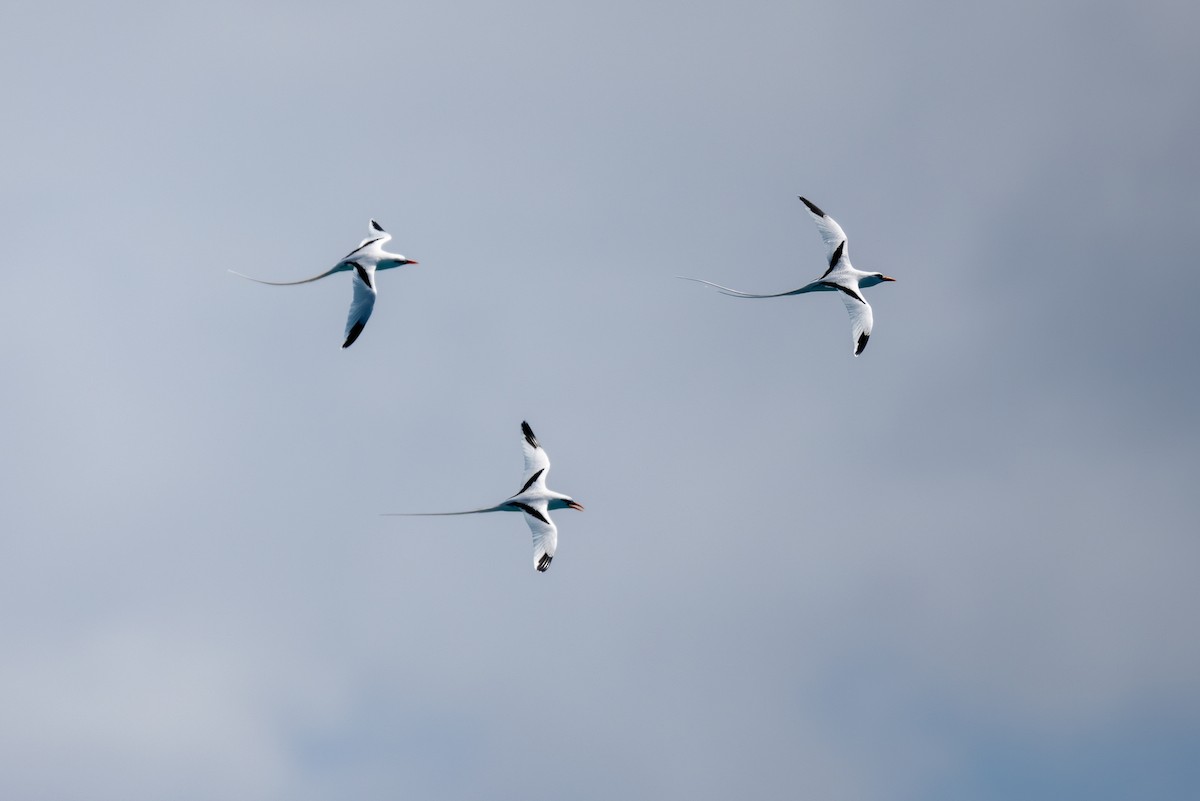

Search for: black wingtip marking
xmin=521 ymin=421 xmax=540 ymax=449
xmin=799 ymin=196 xmax=826 ymax=217
xmin=512 ymin=502 xmax=550 ymax=525
xmin=519 ymin=468 xmax=545 ymax=494
xmin=537 ymin=553 xmax=553 ymax=572
xmin=370 ymin=219 xmax=384 ymax=232
xmin=855 ymin=332 xmax=870 ymax=355
xmin=343 ymin=321 xmax=366 ymax=348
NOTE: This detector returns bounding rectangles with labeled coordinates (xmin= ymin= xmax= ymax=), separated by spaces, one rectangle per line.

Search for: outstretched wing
xmin=364 ymin=219 xmax=391 ymax=245
xmin=230 ymin=220 xmax=394 ymax=287
xmin=677 ymin=276 xmax=829 ymax=298
xmin=519 ymin=421 xmax=551 ymax=491
xmin=340 ymin=219 xmax=392 ymax=260
xmin=342 ymin=262 xmax=377 ymax=348
xmin=822 ymin=282 xmax=874 ymax=356
xmin=799 ymin=197 xmax=850 ymax=277
xmin=518 ymin=500 xmax=557 ymax=572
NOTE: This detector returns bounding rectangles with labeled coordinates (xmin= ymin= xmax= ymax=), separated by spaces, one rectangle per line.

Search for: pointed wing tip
xmin=854 ymin=332 xmax=870 ymax=356
xmin=798 ymin=196 xmax=826 ymax=217
xmin=342 ymin=321 xmax=366 ymax=348
xmin=536 ymin=553 xmax=553 ymax=572
xmin=370 ymin=219 xmax=385 ymax=232
xmin=521 ymin=421 xmax=540 ymax=449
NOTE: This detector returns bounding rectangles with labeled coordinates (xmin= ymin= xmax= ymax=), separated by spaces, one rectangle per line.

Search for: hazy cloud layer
xmin=1 ymin=1 xmax=1197 ymax=799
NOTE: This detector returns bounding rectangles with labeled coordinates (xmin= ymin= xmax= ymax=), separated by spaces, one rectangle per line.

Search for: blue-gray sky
xmin=2 ymin=1 xmax=1198 ymax=799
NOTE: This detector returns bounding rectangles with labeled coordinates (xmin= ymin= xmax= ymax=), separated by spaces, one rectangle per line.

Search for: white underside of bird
xmin=230 ymin=219 xmax=417 ymax=348
xmin=382 ymin=422 xmax=584 ymax=573
xmin=680 ymin=197 xmax=895 ymax=356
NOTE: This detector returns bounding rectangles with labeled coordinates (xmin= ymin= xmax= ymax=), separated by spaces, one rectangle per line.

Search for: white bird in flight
xmin=382 ymin=422 xmax=584 ymax=573
xmin=680 ymin=197 xmax=896 ymax=356
xmin=231 ymin=219 xmax=418 ymax=348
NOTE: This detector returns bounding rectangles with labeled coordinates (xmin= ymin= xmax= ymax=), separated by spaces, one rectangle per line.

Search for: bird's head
xmin=378 ymin=255 xmax=418 ymax=270
xmin=550 ymin=497 xmax=585 ymax=512
xmin=861 ymin=273 xmax=896 ymax=288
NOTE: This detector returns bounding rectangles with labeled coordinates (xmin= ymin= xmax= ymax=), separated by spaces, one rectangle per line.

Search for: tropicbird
xmin=383 ymin=422 xmax=584 ymax=573
xmin=680 ymin=197 xmax=895 ymax=356
xmin=230 ymin=219 xmax=417 ymax=348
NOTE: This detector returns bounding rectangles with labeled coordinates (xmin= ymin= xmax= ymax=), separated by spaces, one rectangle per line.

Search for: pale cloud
xmin=0 ymin=1 xmax=1197 ymax=799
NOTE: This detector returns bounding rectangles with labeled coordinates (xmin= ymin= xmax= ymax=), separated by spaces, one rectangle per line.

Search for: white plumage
xmin=383 ymin=422 xmax=584 ymax=573
xmin=681 ymin=197 xmax=896 ymax=356
xmin=231 ymin=219 xmax=417 ymax=348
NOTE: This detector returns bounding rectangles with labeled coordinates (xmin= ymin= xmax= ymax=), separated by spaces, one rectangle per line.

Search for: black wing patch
xmin=820 ymin=240 xmax=845 ymax=278
xmin=340 ymin=237 xmax=383 ymax=261
xmin=342 ymin=321 xmax=366 ymax=349
xmin=820 ymin=281 xmax=865 ymax=304
xmin=519 ymin=468 xmax=545 ymax=495
xmin=855 ymin=332 xmax=870 ymax=355
xmin=798 ymin=196 xmax=826 ymax=217
xmin=352 ymin=262 xmax=374 ymax=291
xmin=536 ymin=553 xmax=553 ymax=572
xmin=371 ymin=219 xmax=385 ymax=232
xmin=521 ymin=421 xmax=540 ymax=450
xmin=511 ymin=502 xmax=550 ymax=525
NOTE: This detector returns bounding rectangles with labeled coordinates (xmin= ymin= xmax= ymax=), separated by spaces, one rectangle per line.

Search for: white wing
xmin=829 ymin=285 xmax=874 ymax=356
xmin=338 ymin=219 xmax=393 ymax=263
xmin=357 ymin=219 xmax=392 ymax=249
xmin=678 ymin=276 xmax=829 ymax=298
xmin=521 ymin=501 xmax=558 ymax=572
xmin=799 ymin=197 xmax=850 ymax=274
xmin=342 ymin=263 xmax=377 ymax=348
xmin=520 ymin=421 xmax=551 ymax=491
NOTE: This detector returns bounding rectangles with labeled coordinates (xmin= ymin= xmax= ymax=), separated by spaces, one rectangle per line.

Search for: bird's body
xmin=230 ymin=219 xmax=417 ymax=348
xmin=383 ymin=422 xmax=583 ymax=573
xmin=680 ymin=197 xmax=895 ymax=356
